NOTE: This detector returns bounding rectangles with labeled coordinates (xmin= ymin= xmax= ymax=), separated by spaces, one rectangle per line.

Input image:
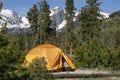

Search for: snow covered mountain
xmin=0 ymin=9 xmax=30 ymax=36
xmin=0 ymin=9 xmax=30 ymax=29
xmin=50 ymin=7 xmax=110 ymax=31
xmin=50 ymin=7 xmax=66 ymax=31
xmin=0 ymin=7 xmax=110 ymax=34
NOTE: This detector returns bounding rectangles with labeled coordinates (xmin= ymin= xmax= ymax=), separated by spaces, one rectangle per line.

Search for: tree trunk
xmin=70 ymin=41 xmax=73 ymax=59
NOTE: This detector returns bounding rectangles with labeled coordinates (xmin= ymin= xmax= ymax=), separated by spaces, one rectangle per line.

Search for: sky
xmin=0 ymin=0 xmax=120 ymax=16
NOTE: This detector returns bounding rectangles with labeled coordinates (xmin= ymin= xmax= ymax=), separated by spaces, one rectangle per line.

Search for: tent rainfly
xmin=25 ymin=44 xmax=75 ymax=71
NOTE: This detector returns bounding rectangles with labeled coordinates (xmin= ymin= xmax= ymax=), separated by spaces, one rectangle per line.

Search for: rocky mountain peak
xmin=0 ymin=7 xmax=110 ymax=34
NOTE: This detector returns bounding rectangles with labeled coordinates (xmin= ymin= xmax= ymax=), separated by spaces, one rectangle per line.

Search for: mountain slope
xmin=0 ymin=9 xmax=29 ymax=28
xmin=0 ymin=7 xmax=110 ymax=33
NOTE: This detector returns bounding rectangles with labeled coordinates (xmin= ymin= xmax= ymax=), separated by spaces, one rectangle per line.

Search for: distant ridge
xmin=0 ymin=7 xmax=110 ymax=35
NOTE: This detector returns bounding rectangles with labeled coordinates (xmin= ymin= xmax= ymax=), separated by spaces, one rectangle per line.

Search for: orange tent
xmin=25 ymin=44 xmax=75 ymax=71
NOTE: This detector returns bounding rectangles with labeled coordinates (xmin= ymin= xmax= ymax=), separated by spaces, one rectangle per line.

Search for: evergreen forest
xmin=0 ymin=0 xmax=120 ymax=79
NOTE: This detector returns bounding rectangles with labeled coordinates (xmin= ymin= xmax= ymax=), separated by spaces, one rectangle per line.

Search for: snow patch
xmin=57 ymin=20 xmax=66 ymax=30
xmin=50 ymin=7 xmax=61 ymax=16
xmin=20 ymin=17 xmax=30 ymax=28
xmin=100 ymin=11 xmax=110 ymax=18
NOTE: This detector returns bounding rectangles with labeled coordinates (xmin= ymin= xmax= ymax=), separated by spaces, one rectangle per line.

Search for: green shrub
xmin=74 ymin=38 xmax=120 ymax=70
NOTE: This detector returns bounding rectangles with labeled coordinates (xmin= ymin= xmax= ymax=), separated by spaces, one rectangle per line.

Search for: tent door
xmin=62 ymin=57 xmax=71 ymax=71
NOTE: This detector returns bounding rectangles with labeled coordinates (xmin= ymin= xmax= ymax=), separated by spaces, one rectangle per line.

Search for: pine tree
xmin=0 ymin=22 xmax=26 ymax=79
xmin=65 ymin=0 xmax=75 ymax=58
xmin=27 ymin=58 xmax=54 ymax=80
xmin=77 ymin=0 xmax=101 ymax=43
xmin=0 ymin=30 xmax=26 ymax=79
xmin=0 ymin=24 xmax=8 ymax=47
xmin=27 ymin=4 xmax=40 ymax=47
xmin=0 ymin=4 xmax=26 ymax=78
xmin=38 ymin=0 xmax=52 ymax=44
xmin=0 ymin=2 xmax=8 ymax=47
xmin=0 ymin=2 xmax=2 ymax=11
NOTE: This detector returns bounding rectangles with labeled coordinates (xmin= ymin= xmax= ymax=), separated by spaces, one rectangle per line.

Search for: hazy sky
xmin=1 ymin=0 xmax=120 ymax=16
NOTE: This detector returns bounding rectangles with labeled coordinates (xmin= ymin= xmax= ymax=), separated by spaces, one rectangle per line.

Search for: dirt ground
xmin=54 ymin=69 xmax=120 ymax=80
xmin=55 ymin=77 xmax=120 ymax=80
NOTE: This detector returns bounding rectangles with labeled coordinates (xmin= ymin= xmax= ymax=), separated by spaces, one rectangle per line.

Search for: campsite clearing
xmin=55 ymin=77 xmax=120 ymax=80
xmin=53 ymin=69 xmax=120 ymax=79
